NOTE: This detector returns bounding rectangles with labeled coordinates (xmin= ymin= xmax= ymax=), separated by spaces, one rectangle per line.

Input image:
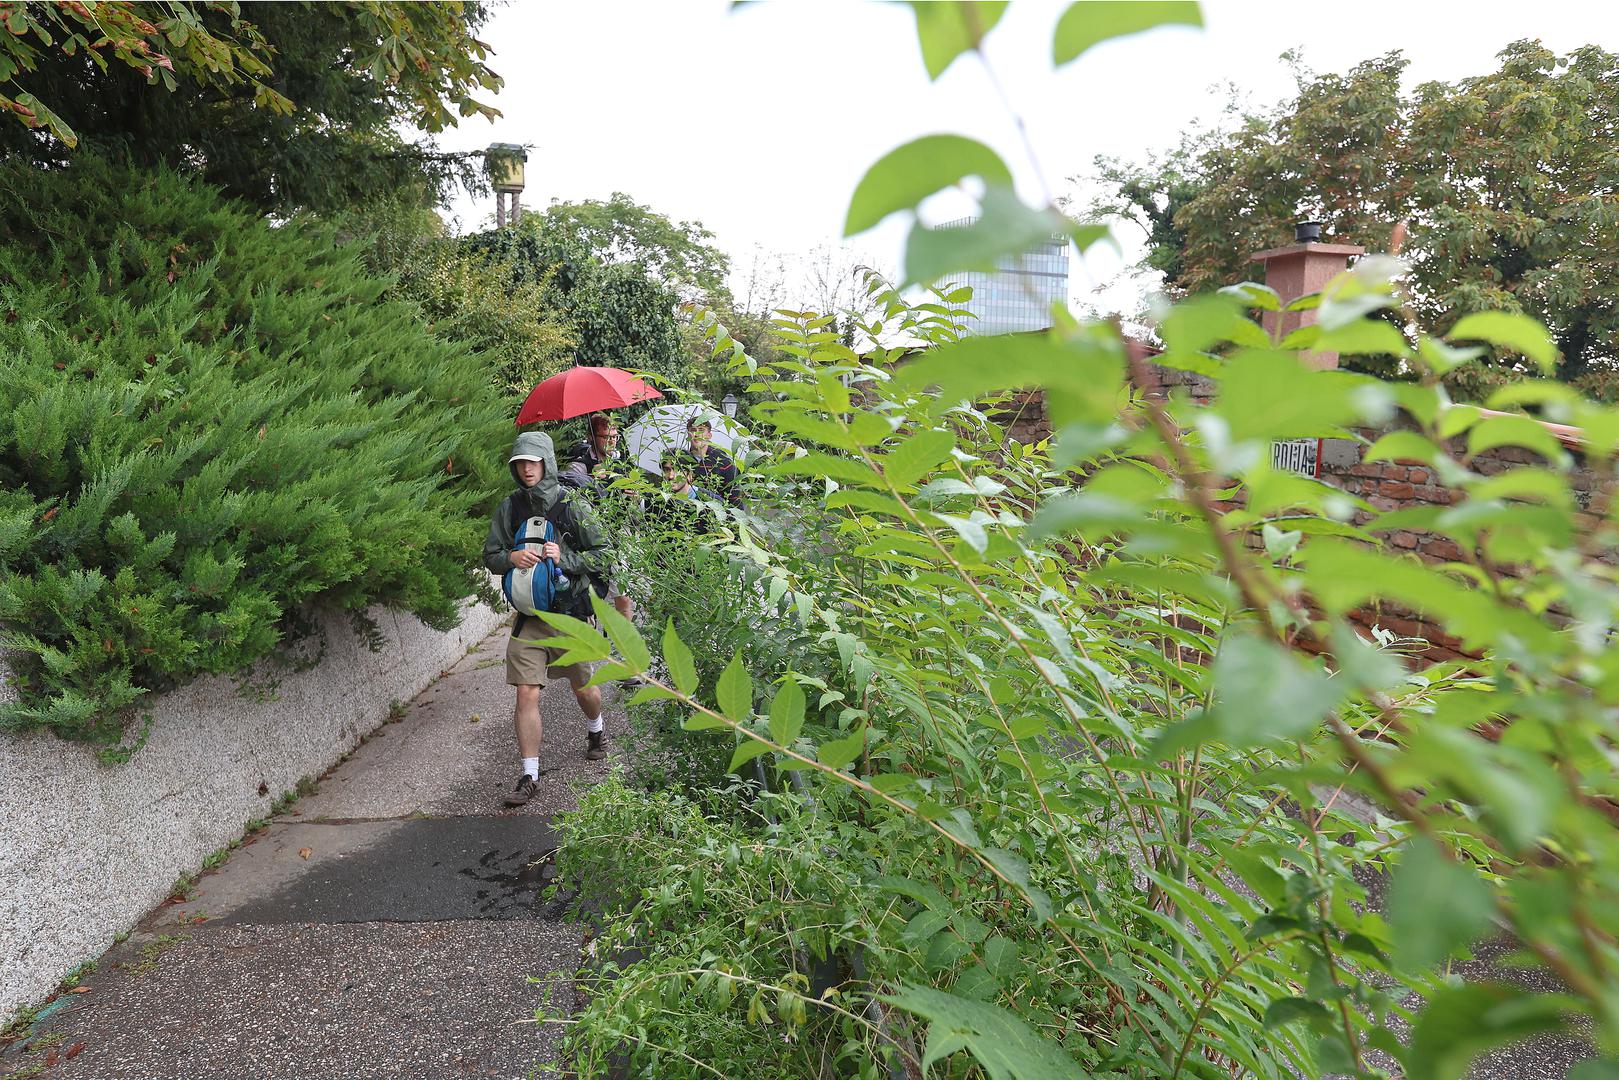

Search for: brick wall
xmin=1003 ymin=366 xmax=1600 ymax=664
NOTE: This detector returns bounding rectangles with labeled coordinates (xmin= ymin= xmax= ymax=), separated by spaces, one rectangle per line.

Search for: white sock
xmin=521 ymin=756 xmax=539 ymax=780
xmin=586 ymin=715 xmax=604 ymax=734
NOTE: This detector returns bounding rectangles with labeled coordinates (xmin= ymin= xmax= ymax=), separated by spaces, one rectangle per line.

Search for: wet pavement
xmin=2 ymin=629 xmax=626 ymax=1079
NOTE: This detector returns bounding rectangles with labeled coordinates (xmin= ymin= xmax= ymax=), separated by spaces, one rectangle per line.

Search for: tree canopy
xmin=1094 ymin=41 xmax=1619 ymax=391
xmin=464 ymin=218 xmax=688 ymax=383
xmin=0 ymin=1 xmax=502 ymax=214
xmin=535 ymin=192 xmax=732 ymax=301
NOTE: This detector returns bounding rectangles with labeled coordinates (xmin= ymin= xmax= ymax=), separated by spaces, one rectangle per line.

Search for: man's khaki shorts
xmin=505 ymin=614 xmax=595 ymax=688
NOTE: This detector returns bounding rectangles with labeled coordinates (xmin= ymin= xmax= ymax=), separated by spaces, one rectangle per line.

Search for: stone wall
xmin=0 ymin=598 xmax=507 ymax=1024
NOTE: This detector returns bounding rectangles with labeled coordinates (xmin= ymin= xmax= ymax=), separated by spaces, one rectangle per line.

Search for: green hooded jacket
xmin=483 ymin=430 xmax=611 ymax=615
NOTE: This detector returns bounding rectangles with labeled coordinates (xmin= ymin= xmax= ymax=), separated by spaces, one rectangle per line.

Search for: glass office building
xmin=937 ymin=218 xmax=1069 ymax=335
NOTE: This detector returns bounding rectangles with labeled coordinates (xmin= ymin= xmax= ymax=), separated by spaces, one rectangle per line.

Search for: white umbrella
xmin=622 ymin=403 xmax=750 ymax=477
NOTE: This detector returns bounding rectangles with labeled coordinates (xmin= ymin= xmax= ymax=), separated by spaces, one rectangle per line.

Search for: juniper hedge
xmin=0 ymin=157 xmax=509 ymax=747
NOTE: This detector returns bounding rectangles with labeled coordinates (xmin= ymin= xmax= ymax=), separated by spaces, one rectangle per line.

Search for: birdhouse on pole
xmin=488 ymin=143 xmax=528 ymax=228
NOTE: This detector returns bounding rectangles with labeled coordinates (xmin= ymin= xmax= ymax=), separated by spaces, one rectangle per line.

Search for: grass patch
xmin=128 ymin=934 xmax=188 ymax=977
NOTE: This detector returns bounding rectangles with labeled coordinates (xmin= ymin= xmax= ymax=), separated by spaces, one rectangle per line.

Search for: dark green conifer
xmin=0 ymin=157 xmax=509 ymax=745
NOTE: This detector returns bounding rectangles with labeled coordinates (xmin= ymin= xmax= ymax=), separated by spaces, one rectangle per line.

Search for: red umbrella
xmin=515 ymin=366 xmax=663 ymax=425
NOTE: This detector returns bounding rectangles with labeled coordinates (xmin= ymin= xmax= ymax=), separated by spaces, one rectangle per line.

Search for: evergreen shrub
xmin=0 ymin=158 xmax=509 ymax=747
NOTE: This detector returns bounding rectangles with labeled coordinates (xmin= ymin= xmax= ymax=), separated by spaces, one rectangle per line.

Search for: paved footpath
xmin=3 ymin=629 xmax=625 ymax=1080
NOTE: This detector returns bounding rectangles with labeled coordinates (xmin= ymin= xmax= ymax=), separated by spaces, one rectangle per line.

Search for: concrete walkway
xmin=2 ymin=629 xmax=624 ymax=1079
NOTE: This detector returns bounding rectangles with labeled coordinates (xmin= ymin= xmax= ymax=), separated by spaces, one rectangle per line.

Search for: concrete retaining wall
xmin=0 ymin=599 xmax=508 ymax=1023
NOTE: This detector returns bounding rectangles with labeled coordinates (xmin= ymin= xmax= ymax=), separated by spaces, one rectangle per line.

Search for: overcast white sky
xmin=439 ymin=1 xmax=1619 ymax=314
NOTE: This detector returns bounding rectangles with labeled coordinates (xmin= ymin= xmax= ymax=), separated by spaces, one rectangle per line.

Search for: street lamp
xmin=721 ymin=393 xmax=739 ymax=418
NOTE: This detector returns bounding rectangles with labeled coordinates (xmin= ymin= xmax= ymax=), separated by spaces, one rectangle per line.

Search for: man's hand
xmin=510 ymin=549 xmax=542 ymax=570
xmin=539 ymin=541 xmax=562 ymax=562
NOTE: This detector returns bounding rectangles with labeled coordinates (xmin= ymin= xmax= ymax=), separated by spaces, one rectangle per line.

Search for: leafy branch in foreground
xmin=530 ymin=3 xmax=1619 ymax=1078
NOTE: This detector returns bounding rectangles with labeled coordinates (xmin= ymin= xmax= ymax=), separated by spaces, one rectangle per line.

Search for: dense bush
xmin=463 ymin=218 xmax=690 ymax=384
xmin=534 ymin=7 xmax=1619 ymax=1078
xmin=0 ymin=158 xmax=509 ymax=746
xmin=550 ymin=274 xmax=1619 ymax=1080
xmin=344 ymin=200 xmax=578 ymax=398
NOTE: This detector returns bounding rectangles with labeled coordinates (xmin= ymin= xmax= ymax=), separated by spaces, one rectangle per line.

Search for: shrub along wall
xmin=0 ymin=157 xmax=510 ymax=747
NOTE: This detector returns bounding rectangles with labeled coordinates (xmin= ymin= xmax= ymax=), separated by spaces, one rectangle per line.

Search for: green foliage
xmin=905 ymin=2 xmax=1007 ymax=80
xmin=0 ymin=1 xmax=284 ymax=147
xmin=533 ymin=192 xmax=732 ymax=300
xmin=345 ymin=201 xmax=577 ymax=398
xmin=0 ymin=157 xmax=508 ymax=745
xmin=531 ymin=8 xmax=1619 ymax=1076
xmin=1053 ymin=1 xmax=1202 ymax=65
xmin=554 ymin=777 xmax=895 ymax=1078
xmin=463 ymin=217 xmax=689 ymax=384
xmin=0 ymin=2 xmax=502 ymax=214
xmin=1098 ymin=40 xmax=1619 ymax=386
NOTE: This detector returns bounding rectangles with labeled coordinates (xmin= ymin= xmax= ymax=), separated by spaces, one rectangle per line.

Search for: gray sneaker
xmin=586 ymin=731 xmax=607 ymax=761
xmin=504 ymin=773 xmax=538 ymax=807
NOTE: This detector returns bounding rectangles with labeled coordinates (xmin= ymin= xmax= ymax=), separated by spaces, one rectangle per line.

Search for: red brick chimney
xmin=1249 ymin=221 xmax=1364 ymax=370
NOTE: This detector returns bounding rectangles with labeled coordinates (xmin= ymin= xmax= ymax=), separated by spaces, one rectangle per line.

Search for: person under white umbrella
xmin=623 ymin=403 xmax=749 ymax=505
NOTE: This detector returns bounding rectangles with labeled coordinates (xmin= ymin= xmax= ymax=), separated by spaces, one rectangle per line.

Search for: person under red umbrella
xmin=515 ymin=365 xmax=662 ymax=425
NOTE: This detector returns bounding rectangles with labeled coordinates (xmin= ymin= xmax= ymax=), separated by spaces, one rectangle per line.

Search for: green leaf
xmin=1261 ymin=523 xmax=1301 ymax=560
xmin=882 ymin=429 xmax=957 ymax=488
xmin=729 ymin=737 xmax=773 ymax=774
xmin=1264 ymin=996 xmax=1333 ymax=1030
xmin=908 ymin=1 xmax=1008 ymax=79
xmin=982 ymin=847 xmax=1052 ymax=922
xmin=1417 ymin=336 xmax=1488 ymax=376
xmin=883 ymin=984 xmax=1088 ymax=1079
xmin=768 ymin=678 xmax=806 ymax=746
xmin=1449 ymin=311 xmax=1558 ymax=375
xmin=682 ymin=710 xmax=729 ymax=732
xmin=1160 ymin=293 xmax=1270 ymax=353
xmin=982 ymin=936 xmax=1020 ymax=977
xmin=1219 ymin=281 xmax=1281 ymax=312
xmin=1206 ymin=634 xmax=1342 ymax=746
xmin=662 ymin=620 xmax=698 ymax=695
xmin=625 ymin=684 xmax=679 ymax=706
xmin=1364 ymin=431 xmax=1440 ymax=466
xmin=1387 ymin=838 xmax=1495 ymax=971
xmin=1466 ymin=414 xmax=1565 ymax=462
xmin=1302 ymin=538 xmax=1560 ymax=655
xmin=770 ymin=451 xmax=886 ymax=489
xmin=716 ymin=652 xmax=753 ymax=723
xmin=890 ymin=323 xmax=1125 ymax=421
xmin=530 ymin=611 xmax=612 ymax=660
xmin=1052 ymin=1 xmax=1201 ymax=65
xmin=905 ymin=186 xmax=1106 ymax=287
xmin=817 ymin=727 xmax=866 ymax=770
xmin=592 ymin=593 xmax=649 ymax=674
xmin=15 ymin=92 xmax=77 ymax=148
xmin=845 ymin=135 xmax=1012 ymax=236
xmin=1309 ymin=319 xmax=1411 ymax=357
xmin=1407 ymin=983 xmax=1567 ymax=1080
xmin=1214 ymin=351 xmax=1362 ymax=443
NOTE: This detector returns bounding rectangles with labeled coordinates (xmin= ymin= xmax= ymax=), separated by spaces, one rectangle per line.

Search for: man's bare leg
xmin=514 ymin=683 xmax=543 ymax=758
xmin=505 ymin=683 xmax=545 ymax=806
xmin=572 ymin=681 xmax=603 ymax=723
xmin=611 ymin=595 xmax=642 ymax=687
xmin=573 ymin=677 xmax=608 ymax=760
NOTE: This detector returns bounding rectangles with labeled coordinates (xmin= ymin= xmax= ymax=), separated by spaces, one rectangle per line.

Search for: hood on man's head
xmin=508 ymin=430 xmax=559 ymax=491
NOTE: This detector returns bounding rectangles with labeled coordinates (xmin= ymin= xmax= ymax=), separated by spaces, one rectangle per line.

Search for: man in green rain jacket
xmin=483 ymin=430 xmax=612 ymax=807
